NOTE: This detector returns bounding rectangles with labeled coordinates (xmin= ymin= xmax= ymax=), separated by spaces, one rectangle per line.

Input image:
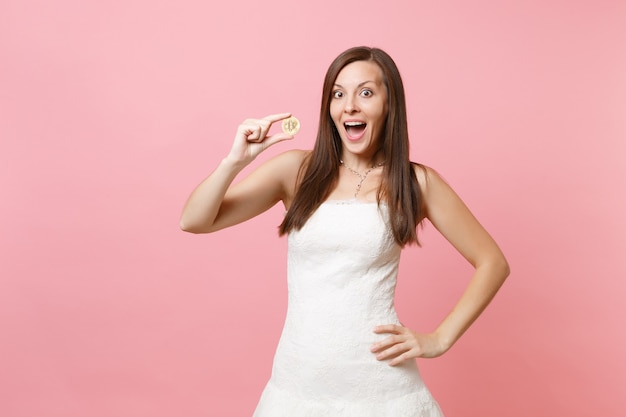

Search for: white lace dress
xmin=252 ymin=200 xmax=444 ymax=417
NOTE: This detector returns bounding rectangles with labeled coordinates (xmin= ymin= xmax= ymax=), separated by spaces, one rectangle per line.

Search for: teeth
xmin=345 ymin=121 xmax=366 ymax=126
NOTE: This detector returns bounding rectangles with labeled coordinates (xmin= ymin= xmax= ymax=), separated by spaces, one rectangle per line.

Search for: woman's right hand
xmin=227 ymin=113 xmax=295 ymax=166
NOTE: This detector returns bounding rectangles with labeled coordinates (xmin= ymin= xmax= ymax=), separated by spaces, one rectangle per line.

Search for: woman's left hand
xmin=371 ymin=324 xmax=449 ymax=366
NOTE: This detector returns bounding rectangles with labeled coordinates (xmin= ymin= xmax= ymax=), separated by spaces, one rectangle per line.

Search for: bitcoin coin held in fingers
xmin=282 ymin=116 xmax=300 ymax=135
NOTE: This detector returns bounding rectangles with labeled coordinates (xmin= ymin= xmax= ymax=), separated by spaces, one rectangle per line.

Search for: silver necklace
xmin=340 ymin=160 xmax=384 ymax=198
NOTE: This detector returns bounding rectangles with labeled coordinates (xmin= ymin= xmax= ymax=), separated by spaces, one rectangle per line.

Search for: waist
xmin=269 ymin=347 xmax=424 ymax=401
xmin=279 ymin=308 xmax=399 ymax=354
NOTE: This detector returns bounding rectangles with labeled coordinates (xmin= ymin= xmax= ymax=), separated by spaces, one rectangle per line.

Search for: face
xmin=330 ymin=60 xmax=388 ymax=160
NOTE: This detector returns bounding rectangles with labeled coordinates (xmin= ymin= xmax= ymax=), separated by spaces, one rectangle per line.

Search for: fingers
xmin=371 ymin=333 xmax=408 ymax=355
xmin=263 ymin=112 xmax=292 ymax=123
xmin=241 ymin=119 xmax=271 ymax=143
xmin=261 ymin=132 xmax=294 ymax=148
xmin=229 ymin=113 xmax=295 ymax=165
xmin=240 ymin=113 xmax=293 ymax=143
xmin=373 ymin=339 xmax=416 ymax=366
xmin=371 ymin=324 xmax=406 ymax=353
xmin=373 ymin=324 xmax=403 ymax=335
xmin=370 ymin=324 xmax=421 ymax=366
xmin=388 ymin=351 xmax=413 ymax=366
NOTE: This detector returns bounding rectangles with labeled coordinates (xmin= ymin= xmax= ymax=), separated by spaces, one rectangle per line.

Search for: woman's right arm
xmin=179 ymin=113 xmax=303 ymax=234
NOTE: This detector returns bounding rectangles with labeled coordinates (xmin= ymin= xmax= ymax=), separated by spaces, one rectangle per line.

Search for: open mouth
xmin=344 ymin=121 xmax=367 ymax=139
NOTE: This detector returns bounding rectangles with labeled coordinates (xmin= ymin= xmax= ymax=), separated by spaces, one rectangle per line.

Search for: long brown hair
xmin=279 ymin=46 xmax=423 ymax=246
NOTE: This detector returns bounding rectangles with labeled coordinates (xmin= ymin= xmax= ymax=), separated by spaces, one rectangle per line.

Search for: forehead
xmin=334 ymin=60 xmax=385 ymax=86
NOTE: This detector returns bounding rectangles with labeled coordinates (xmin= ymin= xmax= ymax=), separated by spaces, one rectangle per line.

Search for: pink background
xmin=1 ymin=0 xmax=625 ymax=416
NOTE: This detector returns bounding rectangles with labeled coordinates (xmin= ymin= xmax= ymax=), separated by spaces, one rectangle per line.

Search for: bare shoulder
xmin=260 ymin=149 xmax=310 ymax=183
xmin=411 ymin=163 xmax=463 ymax=220
xmin=412 ymin=162 xmax=508 ymax=274
xmin=261 ymin=149 xmax=311 ymax=204
xmin=412 ymin=163 xmax=446 ymax=193
xmin=268 ymin=148 xmax=310 ymax=170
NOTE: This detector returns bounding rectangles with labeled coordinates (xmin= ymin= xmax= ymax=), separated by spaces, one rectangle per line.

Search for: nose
xmin=344 ymin=95 xmax=359 ymax=114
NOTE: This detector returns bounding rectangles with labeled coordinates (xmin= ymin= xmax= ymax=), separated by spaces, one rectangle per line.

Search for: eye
xmin=360 ymin=89 xmax=373 ymax=97
xmin=332 ymin=90 xmax=344 ymax=99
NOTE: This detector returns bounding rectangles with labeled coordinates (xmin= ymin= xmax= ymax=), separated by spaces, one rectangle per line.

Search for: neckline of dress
xmin=322 ymin=198 xmax=385 ymax=206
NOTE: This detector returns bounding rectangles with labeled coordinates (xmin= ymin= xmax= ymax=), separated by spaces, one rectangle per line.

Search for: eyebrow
xmin=333 ymin=80 xmax=376 ymax=89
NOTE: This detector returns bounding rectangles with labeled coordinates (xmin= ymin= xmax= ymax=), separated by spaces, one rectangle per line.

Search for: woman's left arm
xmin=371 ymin=166 xmax=510 ymax=365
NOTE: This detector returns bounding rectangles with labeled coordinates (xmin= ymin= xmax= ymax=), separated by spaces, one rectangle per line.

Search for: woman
xmin=180 ymin=46 xmax=509 ymax=416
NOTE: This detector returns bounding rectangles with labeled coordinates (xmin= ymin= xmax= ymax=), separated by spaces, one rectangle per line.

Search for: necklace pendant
xmin=340 ymin=159 xmax=383 ymax=198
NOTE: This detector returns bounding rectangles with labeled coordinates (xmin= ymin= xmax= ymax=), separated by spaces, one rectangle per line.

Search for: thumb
xmin=262 ymin=132 xmax=294 ymax=148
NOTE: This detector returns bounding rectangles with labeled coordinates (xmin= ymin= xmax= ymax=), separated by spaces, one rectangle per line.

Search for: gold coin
xmin=281 ymin=116 xmax=300 ymax=135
